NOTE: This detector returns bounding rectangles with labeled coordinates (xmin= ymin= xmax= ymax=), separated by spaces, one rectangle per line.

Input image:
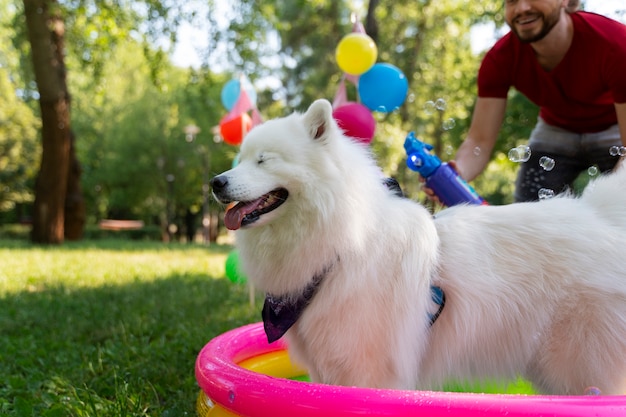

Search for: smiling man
xmin=446 ymin=0 xmax=626 ymax=202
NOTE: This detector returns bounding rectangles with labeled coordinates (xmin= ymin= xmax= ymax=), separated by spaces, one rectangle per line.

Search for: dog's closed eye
xmin=257 ymin=152 xmax=277 ymax=165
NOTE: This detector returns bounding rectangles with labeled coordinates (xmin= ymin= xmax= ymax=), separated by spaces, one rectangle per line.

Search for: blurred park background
xmin=1 ymin=0 xmax=624 ymax=245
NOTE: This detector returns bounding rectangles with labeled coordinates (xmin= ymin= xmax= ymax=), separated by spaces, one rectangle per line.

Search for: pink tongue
xmin=224 ymin=198 xmax=265 ymax=230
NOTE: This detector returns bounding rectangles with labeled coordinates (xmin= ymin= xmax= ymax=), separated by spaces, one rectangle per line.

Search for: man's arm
xmin=454 ymin=97 xmax=507 ymax=182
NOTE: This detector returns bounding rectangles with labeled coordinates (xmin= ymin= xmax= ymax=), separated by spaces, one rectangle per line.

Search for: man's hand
xmin=420 ymin=160 xmax=459 ymax=204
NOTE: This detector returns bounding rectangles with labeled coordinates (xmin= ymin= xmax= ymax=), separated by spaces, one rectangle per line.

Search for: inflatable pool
xmin=195 ymin=322 xmax=626 ymax=416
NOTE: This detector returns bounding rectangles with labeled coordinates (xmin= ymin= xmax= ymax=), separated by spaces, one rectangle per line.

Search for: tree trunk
xmin=24 ymin=0 xmax=84 ymax=244
xmin=365 ymin=0 xmax=379 ymax=43
xmin=64 ymin=130 xmax=85 ymax=240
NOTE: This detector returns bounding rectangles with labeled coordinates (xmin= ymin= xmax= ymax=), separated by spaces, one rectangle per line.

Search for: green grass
xmin=0 ymin=239 xmax=260 ymax=416
xmin=443 ymin=377 xmax=536 ymax=395
xmin=0 ymin=238 xmax=538 ymax=417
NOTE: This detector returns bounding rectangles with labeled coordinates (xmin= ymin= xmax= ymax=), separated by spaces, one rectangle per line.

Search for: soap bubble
xmin=444 ymin=145 xmax=454 ymax=156
xmin=587 ymin=165 xmax=599 ymax=177
xmin=442 ymin=118 xmax=456 ymax=131
xmin=583 ymin=386 xmax=602 ymax=396
xmin=538 ymin=188 xmax=555 ymax=200
xmin=609 ymin=145 xmax=626 ymax=157
xmin=424 ymin=101 xmax=436 ymax=115
xmin=508 ymin=145 xmax=531 ymax=163
xmin=435 ymin=98 xmax=447 ymax=111
xmin=473 ymin=146 xmax=481 ymax=156
xmin=518 ymin=146 xmax=532 ymax=162
xmin=539 ymin=156 xmax=555 ymax=171
xmin=507 ymin=146 xmax=519 ymax=162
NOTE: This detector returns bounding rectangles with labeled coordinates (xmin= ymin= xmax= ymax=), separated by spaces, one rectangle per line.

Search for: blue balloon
xmin=358 ymin=63 xmax=409 ymax=113
xmin=220 ymin=78 xmax=258 ymax=111
xmin=221 ymin=79 xmax=241 ymax=111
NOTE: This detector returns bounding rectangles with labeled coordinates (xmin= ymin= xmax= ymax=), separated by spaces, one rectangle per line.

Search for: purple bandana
xmin=261 ymin=266 xmax=330 ymax=343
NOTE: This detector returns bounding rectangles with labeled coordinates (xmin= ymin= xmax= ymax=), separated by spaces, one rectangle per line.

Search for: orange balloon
xmin=220 ymin=113 xmax=252 ymax=146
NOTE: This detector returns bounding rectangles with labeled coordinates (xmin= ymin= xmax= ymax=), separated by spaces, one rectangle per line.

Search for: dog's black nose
xmin=210 ymin=175 xmax=228 ymax=191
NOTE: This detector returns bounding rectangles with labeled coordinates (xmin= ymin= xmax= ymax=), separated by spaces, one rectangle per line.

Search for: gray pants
xmin=514 ymin=119 xmax=622 ymax=202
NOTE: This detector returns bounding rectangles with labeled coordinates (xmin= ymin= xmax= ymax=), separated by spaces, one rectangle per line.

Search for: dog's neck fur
xmin=260 ymin=255 xmax=446 ymax=344
xmin=238 ymin=209 xmax=349 ymax=296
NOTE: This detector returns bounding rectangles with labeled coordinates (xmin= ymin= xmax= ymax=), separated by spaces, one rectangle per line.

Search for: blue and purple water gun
xmin=404 ymin=132 xmax=486 ymax=206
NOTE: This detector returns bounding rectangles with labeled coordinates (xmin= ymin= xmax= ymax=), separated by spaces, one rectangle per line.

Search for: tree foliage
xmin=70 ymin=39 xmax=234 ymax=238
xmin=0 ymin=68 xmax=40 ymax=212
xmin=9 ymin=0 xmax=613 ymax=237
xmin=0 ymin=1 xmax=40 ymax=216
xmin=10 ymin=0 xmax=211 ymax=243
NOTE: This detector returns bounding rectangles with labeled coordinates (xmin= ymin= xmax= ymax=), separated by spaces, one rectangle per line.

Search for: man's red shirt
xmin=478 ymin=12 xmax=626 ymax=133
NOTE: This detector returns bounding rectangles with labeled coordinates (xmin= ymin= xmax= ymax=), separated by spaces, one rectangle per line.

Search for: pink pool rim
xmin=195 ymin=322 xmax=626 ymax=417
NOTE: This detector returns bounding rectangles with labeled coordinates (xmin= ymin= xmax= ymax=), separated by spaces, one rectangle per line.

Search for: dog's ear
xmin=303 ymin=99 xmax=334 ymax=141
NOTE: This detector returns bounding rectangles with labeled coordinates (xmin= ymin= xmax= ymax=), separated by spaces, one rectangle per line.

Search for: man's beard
xmin=510 ymin=7 xmax=561 ymax=43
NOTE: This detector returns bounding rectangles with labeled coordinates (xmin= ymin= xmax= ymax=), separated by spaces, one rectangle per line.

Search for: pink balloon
xmin=332 ymin=102 xmax=376 ymax=144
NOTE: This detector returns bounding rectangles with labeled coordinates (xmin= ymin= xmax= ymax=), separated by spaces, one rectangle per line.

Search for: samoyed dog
xmin=211 ymin=99 xmax=626 ymax=395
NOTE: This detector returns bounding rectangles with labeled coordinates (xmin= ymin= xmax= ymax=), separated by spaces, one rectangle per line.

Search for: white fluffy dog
xmin=211 ymin=99 xmax=626 ymax=395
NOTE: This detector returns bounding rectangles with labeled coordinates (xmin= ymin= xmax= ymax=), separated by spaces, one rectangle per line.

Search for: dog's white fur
xmin=212 ymin=99 xmax=626 ymax=395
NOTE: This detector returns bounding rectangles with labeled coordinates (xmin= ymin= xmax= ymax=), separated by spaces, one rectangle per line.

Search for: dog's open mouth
xmin=224 ymin=188 xmax=289 ymax=230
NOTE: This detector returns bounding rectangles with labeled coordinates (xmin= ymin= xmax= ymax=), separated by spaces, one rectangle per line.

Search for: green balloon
xmin=225 ymin=250 xmax=247 ymax=284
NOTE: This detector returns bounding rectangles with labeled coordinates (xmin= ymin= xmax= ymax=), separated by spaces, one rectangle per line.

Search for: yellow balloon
xmin=335 ymin=33 xmax=378 ymax=75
